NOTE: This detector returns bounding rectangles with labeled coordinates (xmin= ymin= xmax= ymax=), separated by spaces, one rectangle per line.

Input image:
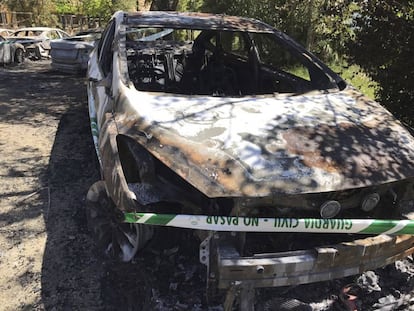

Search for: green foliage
xmin=111 ymin=0 xmax=136 ymax=12
xmin=55 ymin=0 xmax=79 ymax=14
xmin=330 ymin=61 xmax=378 ymax=100
xmin=21 ymin=0 xmax=136 ymax=23
xmin=201 ymin=0 xmax=356 ymax=62
xmin=83 ymin=0 xmax=112 ymax=18
xmin=177 ymin=0 xmax=204 ymax=11
xmin=347 ymin=0 xmax=414 ymax=123
xmin=5 ymin=0 xmax=58 ymax=26
xmin=55 ymin=0 xmax=136 ymax=18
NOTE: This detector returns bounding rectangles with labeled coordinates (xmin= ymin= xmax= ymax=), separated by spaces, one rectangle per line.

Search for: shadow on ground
xmin=40 ymin=98 xmax=104 ymax=310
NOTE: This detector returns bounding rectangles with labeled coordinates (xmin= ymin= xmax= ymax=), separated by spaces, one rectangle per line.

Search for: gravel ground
xmin=1 ymin=60 xmax=414 ymax=311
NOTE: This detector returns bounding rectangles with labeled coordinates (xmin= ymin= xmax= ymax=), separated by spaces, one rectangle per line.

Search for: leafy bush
xmin=347 ymin=1 xmax=414 ymax=124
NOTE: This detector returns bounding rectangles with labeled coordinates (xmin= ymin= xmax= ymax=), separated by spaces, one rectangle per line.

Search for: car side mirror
xmin=89 ymin=74 xmax=112 ymax=96
xmin=89 ymin=74 xmax=111 ymax=88
xmin=99 ymin=75 xmax=112 ymax=89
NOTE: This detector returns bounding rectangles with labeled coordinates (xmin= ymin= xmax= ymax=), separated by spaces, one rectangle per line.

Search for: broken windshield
xmin=125 ymin=27 xmax=339 ymax=96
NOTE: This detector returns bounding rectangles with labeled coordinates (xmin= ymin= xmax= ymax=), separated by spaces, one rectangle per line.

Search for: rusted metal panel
xmin=114 ymin=87 xmax=414 ymax=198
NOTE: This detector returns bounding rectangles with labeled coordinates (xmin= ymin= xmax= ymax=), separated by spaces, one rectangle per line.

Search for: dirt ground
xmin=1 ymin=60 xmax=414 ymax=311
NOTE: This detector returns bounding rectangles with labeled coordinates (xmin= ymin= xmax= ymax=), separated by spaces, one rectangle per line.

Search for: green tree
xmin=4 ymin=0 xmax=58 ymax=25
xmin=201 ymin=0 xmax=356 ymax=62
xmin=82 ymin=0 xmax=112 ymax=18
xmin=55 ymin=0 xmax=136 ymax=19
xmin=111 ymin=0 xmax=137 ymax=12
xmin=55 ymin=0 xmax=80 ymax=14
xmin=176 ymin=0 xmax=203 ymax=11
xmin=347 ymin=0 xmax=414 ymax=123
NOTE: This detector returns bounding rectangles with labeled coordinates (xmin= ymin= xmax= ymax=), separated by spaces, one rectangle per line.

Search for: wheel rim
xmin=86 ymin=181 xmax=153 ymax=262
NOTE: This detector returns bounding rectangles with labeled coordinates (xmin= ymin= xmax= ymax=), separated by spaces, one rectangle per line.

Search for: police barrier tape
xmin=123 ymin=213 xmax=414 ymax=235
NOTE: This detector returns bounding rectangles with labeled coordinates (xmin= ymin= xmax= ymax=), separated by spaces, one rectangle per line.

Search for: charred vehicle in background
xmin=51 ymin=29 xmax=102 ymax=74
xmin=8 ymin=27 xmax=70 ymax=60
xmin=0 ymin=34 xmax=24 ymax=64
xmin=86 ymin=11 xmax=414 ymax=308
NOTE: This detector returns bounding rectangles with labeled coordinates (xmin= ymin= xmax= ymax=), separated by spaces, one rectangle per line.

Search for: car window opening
xmin=125 ymin=27 xmax=337 ymax=96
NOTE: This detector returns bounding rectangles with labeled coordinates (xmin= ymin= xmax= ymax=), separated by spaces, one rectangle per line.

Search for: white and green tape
xmin=124 ymin=213 xmax=414 ymax=235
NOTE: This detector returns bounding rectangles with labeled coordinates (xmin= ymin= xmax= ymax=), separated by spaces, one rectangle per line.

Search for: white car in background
xmin=8 ymin=27 xmax=70 ymax=59
xmin=51 ymin=29 xmax=102 ymax=73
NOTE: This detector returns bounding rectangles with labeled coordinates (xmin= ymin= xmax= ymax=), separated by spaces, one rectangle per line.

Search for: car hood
xmin=115 ymin=87 xmax=414 ymax=197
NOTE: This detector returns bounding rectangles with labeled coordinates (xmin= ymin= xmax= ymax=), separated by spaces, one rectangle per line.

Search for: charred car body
xmin=8 ymin=27 xmax=70 ymax=60
xmin=86 ymin=11 xmax=414 ymax=307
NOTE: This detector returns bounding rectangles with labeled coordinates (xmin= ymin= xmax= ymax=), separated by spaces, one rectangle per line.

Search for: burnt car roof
xmin=124 ymin=11 xmax=275 ymax=32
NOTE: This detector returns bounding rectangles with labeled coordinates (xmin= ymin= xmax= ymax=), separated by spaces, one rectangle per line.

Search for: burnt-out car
xmin=86 ymin=11 xmax=414 ymax=307
xmin=51 ymin=29 xmax=102 ymax=74
xmin=8 ymin=27 xmax=70 ymax=59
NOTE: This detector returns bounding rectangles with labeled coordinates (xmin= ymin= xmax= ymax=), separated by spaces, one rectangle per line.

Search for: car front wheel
xmin=85 ymin=181 xmax=153 ymax=262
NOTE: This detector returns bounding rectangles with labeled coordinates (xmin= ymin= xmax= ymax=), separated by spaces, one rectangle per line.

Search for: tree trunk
xmin=306 ymin=0 xmax=315 ymax=51
xmin=150 ymin=0 xmax=179 ymax=11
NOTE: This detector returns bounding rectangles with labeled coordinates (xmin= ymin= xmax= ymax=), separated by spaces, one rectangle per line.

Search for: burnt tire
xmin=86 ymin=181 xmax=153 ymax=262
xmin=14 ymin=48 xmax=24 ymax=64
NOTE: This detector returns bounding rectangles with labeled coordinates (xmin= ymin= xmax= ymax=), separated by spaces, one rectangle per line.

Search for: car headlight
xmin=361 ymin=193 xmax=380 ymax=212
xmin=320 ymin=200 xmax=341 ymax=218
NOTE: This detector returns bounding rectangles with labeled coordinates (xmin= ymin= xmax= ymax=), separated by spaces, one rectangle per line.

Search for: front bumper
xmin=124 ymin=212 xmax=414 ymax=289
xmin=209 ymin=233 xmax=414 ymax=289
